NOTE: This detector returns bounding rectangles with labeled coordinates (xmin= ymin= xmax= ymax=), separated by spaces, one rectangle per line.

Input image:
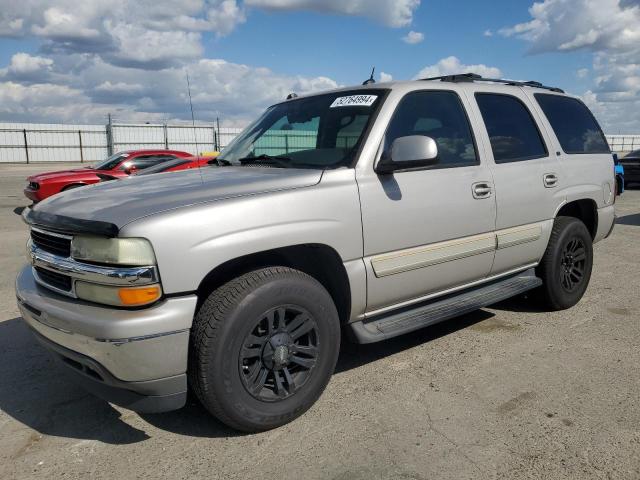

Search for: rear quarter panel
xmin=521 ymin=90 xmax=615 ymax=217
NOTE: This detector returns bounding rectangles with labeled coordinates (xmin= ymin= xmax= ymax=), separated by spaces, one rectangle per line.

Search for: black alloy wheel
xmin=559 ymin=237 xmax=587 ymax=293
xmin=239 ymin=305 xmax=319 ymax=402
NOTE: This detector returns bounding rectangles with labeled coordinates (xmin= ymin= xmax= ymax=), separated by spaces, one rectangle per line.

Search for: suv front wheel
xmin=536 ymin=216 xmax=594 ymax=310
xmin=189 ymin=267 xmax=340 ymax=432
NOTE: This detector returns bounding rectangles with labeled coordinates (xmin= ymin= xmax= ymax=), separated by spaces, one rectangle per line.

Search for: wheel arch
xmin=555 ymin=198 xmax=598 ymax=239
xmin=195 ymin=244 xmax=352 ymax=325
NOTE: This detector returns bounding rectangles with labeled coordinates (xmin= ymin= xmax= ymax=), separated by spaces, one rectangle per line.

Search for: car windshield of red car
xmin=94 ymin=153 xmax=128 ymax=170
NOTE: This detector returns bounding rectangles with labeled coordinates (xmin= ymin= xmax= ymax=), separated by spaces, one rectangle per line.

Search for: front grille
xmin=35 ymin=267 xmax=72 ymax=292
xmin=31 ymin=229 xmax=71 ymax=257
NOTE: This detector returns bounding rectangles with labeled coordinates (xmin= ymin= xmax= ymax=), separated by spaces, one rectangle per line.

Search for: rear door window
xmin=122 ymin=155 xmax=176 ymax=170
xmin=534 ymin=94 xmax=610 ymax=154
xmin=475 ymin=93 xmax=548 ymax=163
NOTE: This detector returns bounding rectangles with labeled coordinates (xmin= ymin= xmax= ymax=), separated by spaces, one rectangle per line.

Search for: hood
xmin=26 ymin=166 xmax=323 ymax=235
xmin=29 ymin=167 xmax=96 ymax=182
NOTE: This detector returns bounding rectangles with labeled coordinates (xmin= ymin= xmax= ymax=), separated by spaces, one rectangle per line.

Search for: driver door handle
xmin=472 ymin=182 xmax=493 ymax=199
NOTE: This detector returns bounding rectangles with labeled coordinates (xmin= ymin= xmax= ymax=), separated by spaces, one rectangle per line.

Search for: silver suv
xmin=16 ymin=73 xmax=616 ymax=432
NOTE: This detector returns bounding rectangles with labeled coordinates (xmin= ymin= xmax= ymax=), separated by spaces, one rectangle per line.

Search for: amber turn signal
xmin=118 ymin=285 xmax=162 ymax=306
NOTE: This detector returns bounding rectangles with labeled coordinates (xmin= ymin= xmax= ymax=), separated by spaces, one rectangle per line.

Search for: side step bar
xmin=348 ymin=269 xmax=542 ymax=344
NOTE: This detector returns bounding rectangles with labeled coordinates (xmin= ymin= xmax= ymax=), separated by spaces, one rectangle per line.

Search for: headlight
xmin=71 ymin=236 xmax=156 ymax=266
xmin=76 ymin=281 xmax=162 ymax=307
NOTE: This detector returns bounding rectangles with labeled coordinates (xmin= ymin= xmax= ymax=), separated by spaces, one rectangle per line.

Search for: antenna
xmin=186 ymin=71 xmax=204 ymax=180
xmin=186 ymin=72 xmax=200 ymax=155
xmin=362 ymin=67 xmax=376 ymax=85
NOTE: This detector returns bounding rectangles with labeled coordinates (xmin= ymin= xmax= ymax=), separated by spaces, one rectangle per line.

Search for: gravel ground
xmin=1 ymin=164 xmax=639 ymax=480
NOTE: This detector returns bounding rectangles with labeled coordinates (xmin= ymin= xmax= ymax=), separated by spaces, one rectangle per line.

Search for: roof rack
xmin=420 ymin=72 xmax=565 ymax=93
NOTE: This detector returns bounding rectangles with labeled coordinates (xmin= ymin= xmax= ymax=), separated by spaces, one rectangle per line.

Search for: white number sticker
xmin=330 ymin=95 xmax=378 ymax=108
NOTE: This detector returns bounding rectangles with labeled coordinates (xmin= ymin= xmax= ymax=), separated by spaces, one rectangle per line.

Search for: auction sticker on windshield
xmin=330 ymin=95 xmax=378 ymax=108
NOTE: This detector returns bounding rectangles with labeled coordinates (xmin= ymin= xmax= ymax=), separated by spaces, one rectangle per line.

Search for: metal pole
xmin=216 ymin=117 xmax=221 ymax=150
xmin=78 ymin=130 xmax=84 ymax=163
xmin=23 ymin=128 xmax=29 ymax=164
xmin=106 ymin=113 xmax=114 ymax=156
xmin=163 ymin=123 xmax=169 ymax=149
xmin=213 ymin=124 xmax=218 ymax=151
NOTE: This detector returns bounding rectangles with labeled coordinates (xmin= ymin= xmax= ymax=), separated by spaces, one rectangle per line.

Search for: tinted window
xmin=121 ymin=155 xmax=176 ymax=170
xmin=94 ymin=152 xmax=128 ymax=170
xmin=535 ymin=94 xmax=610 ymax=154
xmin=476 ymin=93 xmax=547 ymax=163
xmin=384 ymin=91 xmax=477 ymax=168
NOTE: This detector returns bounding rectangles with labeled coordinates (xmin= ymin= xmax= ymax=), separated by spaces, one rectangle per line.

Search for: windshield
xmin=94 ymin=152 xmax=128 ymax=170
xmin=218 ymin=89 xmax=387 ymax=168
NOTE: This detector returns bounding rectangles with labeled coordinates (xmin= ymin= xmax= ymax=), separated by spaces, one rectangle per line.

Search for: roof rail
xmin=420 ymin=72 xmax=565 ymax=93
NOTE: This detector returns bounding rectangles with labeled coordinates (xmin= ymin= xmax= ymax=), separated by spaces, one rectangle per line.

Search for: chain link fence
xmin=1 ymin=121 xmax=638 ymax=164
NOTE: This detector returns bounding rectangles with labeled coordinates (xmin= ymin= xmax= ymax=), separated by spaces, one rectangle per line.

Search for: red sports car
xmin=24 ymin=149 xmax=193 ymax=202
xmin=96 ymin=156 xmax=216 ymax=182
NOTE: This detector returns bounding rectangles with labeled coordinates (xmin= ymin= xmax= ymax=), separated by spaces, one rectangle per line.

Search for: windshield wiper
xmin=238 ymin=154 xmax=293 ymax=168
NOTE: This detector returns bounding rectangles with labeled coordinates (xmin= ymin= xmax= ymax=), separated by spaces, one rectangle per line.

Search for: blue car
xmin=614 ymin=153 xmax=624 ymax=195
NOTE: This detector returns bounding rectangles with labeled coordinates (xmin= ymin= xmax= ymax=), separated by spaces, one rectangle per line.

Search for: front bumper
xmin=15 ymin=265 xmax=198 ymax=412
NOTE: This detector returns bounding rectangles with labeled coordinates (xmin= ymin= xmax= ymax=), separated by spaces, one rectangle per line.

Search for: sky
xmin=0 ymin=0 xmax=638 ymax=133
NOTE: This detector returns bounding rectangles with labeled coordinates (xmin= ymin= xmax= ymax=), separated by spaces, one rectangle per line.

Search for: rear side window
xmin=475 ymin=93 xmax=548 ymax=163
xmin=535 ymin=94 xmax=610 ymax=154
xmin=122 ymin=155 xmax=176 ymax=170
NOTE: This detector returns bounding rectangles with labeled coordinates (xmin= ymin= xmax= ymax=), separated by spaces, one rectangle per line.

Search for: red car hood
xmin=28 ymin=167 xmax=99 ymax=182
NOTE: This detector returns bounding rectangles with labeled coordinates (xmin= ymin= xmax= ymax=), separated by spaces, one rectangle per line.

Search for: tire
xmin=189 ymin=267 xmax=340 ymax=432
xmin=535 ymin=216 xmax=593 ymax=310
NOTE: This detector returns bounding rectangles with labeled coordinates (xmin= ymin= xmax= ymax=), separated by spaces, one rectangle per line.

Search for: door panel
xmin=465 ymin=87 xmax=563 ymax=275
xmin=357 ymin=89 xmax=496 ymax=313
xmin=359 ymin=168 xmax=496 ymax=312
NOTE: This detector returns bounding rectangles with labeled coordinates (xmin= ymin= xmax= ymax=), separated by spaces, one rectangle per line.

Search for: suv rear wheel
xmin=536 ymin=216 xmax=593 ymax=310
xmin=189 ymin=267 xmax=340 ymax=432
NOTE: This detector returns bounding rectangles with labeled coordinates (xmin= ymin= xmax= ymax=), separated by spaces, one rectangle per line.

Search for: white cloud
xmin=483 ymin=29 xmax=493 ymax=37
xmin=105 ymin=21 xmax=203 ymax=69
xmin=499 ymin=0 xmax=640 ymax=133
xmin=414 ymin=56 xmax=502 ymax=80
xmin=6 ymin=53 xmax=53 ymax=75
xmin=0 ymin=56 xmax=340 ymax=124
xmin=0 ymin=0 xmax=420 ymax=124
xmin=379 ymin=71 xmax=393 ymax=82
xmin=244 ymin=0 xmax=420 ymax=27
xmin=402 ymin=30 xmax=424 ymax=44
xmin=0 ymin=52 xmax=55 ymax=83
xmin=0 ymin=0 xmax=420 ymax=70
xmin=207 ymin=0 xmax=247 ymax=36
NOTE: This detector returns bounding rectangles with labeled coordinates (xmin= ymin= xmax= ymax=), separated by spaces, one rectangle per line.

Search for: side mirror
xmin=376 ymin=135 xmax=439 ymax=174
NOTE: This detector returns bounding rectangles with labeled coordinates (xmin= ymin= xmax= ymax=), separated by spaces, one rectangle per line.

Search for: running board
xmin=348 ymin=269 xmax=542 ymax=344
